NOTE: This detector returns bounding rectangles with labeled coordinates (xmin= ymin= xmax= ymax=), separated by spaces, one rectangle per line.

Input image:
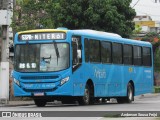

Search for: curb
xmin=135 ymin=93 xmax=160 ymax=99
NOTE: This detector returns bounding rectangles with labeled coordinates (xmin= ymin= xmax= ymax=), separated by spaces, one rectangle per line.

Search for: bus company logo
xmin=94 ymin=67 xmax=106 ymax=79
xmin=2 ymin=112 xmax=11 ymax=118
xmin=129 ymin=67 xmax=133 ymax=72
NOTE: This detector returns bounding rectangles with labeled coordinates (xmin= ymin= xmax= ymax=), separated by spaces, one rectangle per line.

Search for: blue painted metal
xmin=13 ymin=29 xmax=154 ymax=98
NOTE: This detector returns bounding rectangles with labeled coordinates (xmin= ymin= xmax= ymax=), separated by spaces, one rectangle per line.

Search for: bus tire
xmin=126 ymin=83 xmax=134 ymax=103
xmin=78 ymin=84 xmax=90 ymax=105
xmin=117 ymin=83 xmax=134 ymax=104
xmin=34 ymin=99 xmax=47 ymax=107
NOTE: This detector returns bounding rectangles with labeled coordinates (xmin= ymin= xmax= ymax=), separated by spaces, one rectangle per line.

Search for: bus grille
xmin=21 ymin=76 xmax=59 ymax=80
xmin=23 ymin=87 xmax=58 ymax=93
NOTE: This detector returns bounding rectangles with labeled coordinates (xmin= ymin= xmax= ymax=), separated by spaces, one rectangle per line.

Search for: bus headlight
xmin=60 ymin=77 xmax=69 ymax=85
xmin=14 ymin=78 xmax=20 ymax=86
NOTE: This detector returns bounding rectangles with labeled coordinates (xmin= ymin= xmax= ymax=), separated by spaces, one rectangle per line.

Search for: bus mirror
xmin=77 ymin=49 xmax=81 ymax=59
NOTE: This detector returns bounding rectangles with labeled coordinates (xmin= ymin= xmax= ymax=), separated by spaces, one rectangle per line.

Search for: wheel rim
xmin=84 ymin=88 xmax=89 ymax=103
xmin=128 ymin=86 xmax=133 ymax=100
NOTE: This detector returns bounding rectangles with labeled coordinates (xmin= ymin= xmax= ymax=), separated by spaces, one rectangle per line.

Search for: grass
xmin=154 ymin=86 xmax=160 ymax=93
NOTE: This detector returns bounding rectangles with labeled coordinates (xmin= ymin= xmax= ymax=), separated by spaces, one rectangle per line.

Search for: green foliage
xmin=155 ymin=48 xmax=160 ymax=72
xmin=11 ymin=0 xmax=54 ymax=32
xmin=141 ymin=32 xmax=160 ymax=43
xmin=133 ymin=24 xmax=142 ymax=34
xmin=141 ymin=32 xmax=160 ymax=53
xmin=11 ymin=0 xmax=136 ymax=37
xmin=50 ymin=0 xmax=135 ymax=38
xmin=154 ymin=86 xmax=160 ymax=93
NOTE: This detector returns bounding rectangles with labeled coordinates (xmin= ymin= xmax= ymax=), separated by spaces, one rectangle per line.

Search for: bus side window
xmin=142 ymin=47 xmax=152 ymax=66
xmin=123 ymin=44 xmax=133 ymax=65
xmin=112 ymin=43 xmax=122 ymax=64
xmin=133 ymin=46 xmax=142 ymax=66
xmin=84 ymin=38 xmax=89 ymax=62
xmin=72 ymin=36 xmax=82 ymax=68
xmin=72 ymin=42 xmax=78 ymax=65
xmin=90 ymin=39 xmax=100 ymax=63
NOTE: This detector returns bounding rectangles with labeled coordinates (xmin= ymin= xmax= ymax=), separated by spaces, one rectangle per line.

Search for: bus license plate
xmin=34 ymin=92 xmax=44 ymax=96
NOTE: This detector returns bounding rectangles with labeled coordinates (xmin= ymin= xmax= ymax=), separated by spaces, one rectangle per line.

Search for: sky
xmin=131 ymin=0 xmax=160 ymax=21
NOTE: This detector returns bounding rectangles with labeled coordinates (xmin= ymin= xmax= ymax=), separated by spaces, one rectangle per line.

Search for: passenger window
xmin=84 ymin=38 xmax=89 ymax=62
xmin=101 ymin=41 xmax=111 ymax=63
xmin=123 ymin=44 xmax=133 ymax=65
xmin=133 ymin=46 xmax=142 ymax=66
xmin=72 ymin=36 xmax=82 ymax=67
xmin=90 ymin=40 xmax=100 ymax=63
xmin=112 ymin=43 xmax=122 ymax=64
xmin=143 ymin=47 xmax=152 ymax=66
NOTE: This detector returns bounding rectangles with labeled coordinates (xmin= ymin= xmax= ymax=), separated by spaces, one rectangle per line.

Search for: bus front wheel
xmin=78 ymin=84 xmax=90 ymax=105
xmin=34 ymin=98 xmax=47 ymax=107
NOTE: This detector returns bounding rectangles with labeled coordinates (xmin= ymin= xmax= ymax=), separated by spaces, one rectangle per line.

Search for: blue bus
xmin=13 ymin=28 xmax=153 ymax=107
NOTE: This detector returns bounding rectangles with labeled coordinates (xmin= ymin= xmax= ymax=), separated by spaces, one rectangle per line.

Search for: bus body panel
xmin=12 ymin=29 xmax=154 ymax=101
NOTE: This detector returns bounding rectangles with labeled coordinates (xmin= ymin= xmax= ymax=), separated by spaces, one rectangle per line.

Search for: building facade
xmin=134 ymin=15 xmax=160 ymax=36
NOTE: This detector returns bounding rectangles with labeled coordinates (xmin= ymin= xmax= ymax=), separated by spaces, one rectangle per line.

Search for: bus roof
xmin=69 ymin=29 xmax=152 ymax=47
xmin=17 ymin=29 xmax=152 ymax=47
xmin=71 ymin=29 xmax=122 ymax=38
xmin=18 ymin=29 xmax=67 ymax=34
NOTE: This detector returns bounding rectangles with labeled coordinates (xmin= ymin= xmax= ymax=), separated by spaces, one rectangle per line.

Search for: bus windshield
xmin=14 ymin=43 xmax=69 ymax=72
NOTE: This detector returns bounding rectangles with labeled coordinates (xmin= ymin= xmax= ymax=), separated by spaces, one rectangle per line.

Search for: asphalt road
xmin=0 ymin=93 xmax=160 ymax=120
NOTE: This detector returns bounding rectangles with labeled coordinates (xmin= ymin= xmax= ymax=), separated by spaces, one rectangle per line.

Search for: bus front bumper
xmin=13 ymin=79 xmax=73 ymax=97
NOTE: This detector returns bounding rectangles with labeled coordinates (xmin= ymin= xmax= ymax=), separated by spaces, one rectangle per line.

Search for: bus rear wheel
xmin=126 ymin=83 xmax=134 ymax=103
xmin=78 ymin=84 xmax=90 ymax=105
xmin=117 ymin=83 xmax=134 ymax=104
xmin=34 ymin=99 xmax=47 ymax=107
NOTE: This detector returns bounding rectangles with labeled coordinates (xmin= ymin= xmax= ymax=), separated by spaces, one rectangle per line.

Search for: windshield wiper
xmin=42 ymin=55 xmax=51 ymax=63
xmin=53 ymin=42 xmax=60 ymax=65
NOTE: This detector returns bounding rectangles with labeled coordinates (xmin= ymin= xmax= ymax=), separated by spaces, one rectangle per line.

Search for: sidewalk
xmin=0 ymin=100 xmax=34 ymax=107
xmin=135 ymin=93 xmax=160 ymax=99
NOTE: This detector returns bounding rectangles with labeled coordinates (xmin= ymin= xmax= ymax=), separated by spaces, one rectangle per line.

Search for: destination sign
xmin=19 ymin=32 xmax=66 ymax=41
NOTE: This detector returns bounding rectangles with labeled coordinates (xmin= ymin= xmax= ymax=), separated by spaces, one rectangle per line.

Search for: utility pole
xmin=0 ymin=0 xmax=12 ymax=104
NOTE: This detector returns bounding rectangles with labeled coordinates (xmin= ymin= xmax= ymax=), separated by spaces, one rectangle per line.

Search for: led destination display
xmin=19 ymin=32 xmax=66 ymax=40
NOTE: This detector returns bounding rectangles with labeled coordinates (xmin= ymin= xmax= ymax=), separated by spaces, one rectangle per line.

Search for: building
xmin=133 ymin=15 xmax=160 ymax=37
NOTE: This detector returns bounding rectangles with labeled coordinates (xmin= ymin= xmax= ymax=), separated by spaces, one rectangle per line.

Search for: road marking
xmin=97 ymin=117 xmax=103 ymax=120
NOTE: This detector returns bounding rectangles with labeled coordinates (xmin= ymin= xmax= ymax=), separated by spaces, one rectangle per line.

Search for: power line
xmin=132 ymin=0 xmax=141 ymax=8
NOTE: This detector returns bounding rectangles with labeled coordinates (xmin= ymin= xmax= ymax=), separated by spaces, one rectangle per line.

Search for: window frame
xmin=84 ymin=38 xmax=89 ymax=63
xmin=101 ymin=41 xmax=112 ymax=64
xmin=133 ymin=45 xmax=142 ymax=66
xmin=123 ymin=44 xmax=133 ymax=65
xmin=89 ymin=39 xmax=101 ymax=63
xmin=112 ymin=42 xmax=123 ymax=64
xmin=142 ymin=47 xmax=152 ymax=67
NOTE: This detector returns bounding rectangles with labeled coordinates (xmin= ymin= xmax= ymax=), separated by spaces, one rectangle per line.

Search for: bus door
xmin=71 ymin=36 xmax=83 ymax=96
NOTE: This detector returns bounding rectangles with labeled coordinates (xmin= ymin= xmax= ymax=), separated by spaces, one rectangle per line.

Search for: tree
xmin=50 ymin=0 xmax=136 ymax=38
xmin=11 ymin=0 xmax=136 ymax=37
xmin=141 ymin=32 xmax=160 ymax=72
xmin=141 ymin=32 xmax=160 ymax=53
xmin=155 ymin=48 xmax=160 ymax=72
xmin=11 ymin=0 xmax=54 ymax=32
